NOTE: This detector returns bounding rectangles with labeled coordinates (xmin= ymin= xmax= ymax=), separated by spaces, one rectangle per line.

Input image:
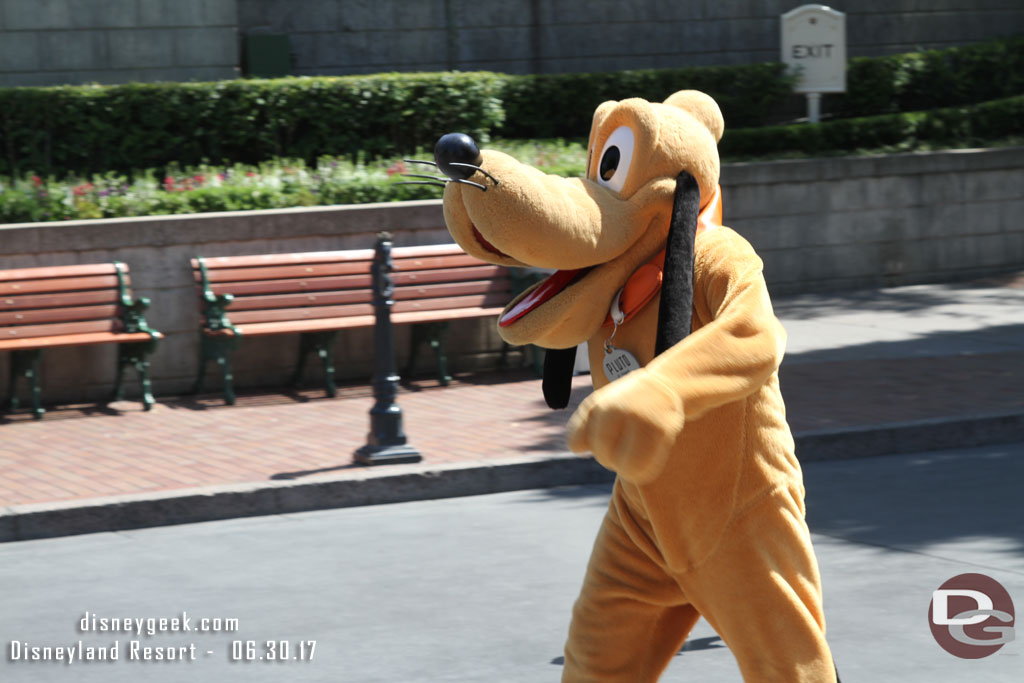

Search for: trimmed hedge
xmin=834 ymin=35 xmax=1024 ymax=118
xmin=0 ymin=36 xmax=1021 ymax=177
xmin=721 ymin=94 xmax=1024 ymax=159
xmin=498 ymin=62 xmax=796 ymax=139
xmin=0 ymin=72 xmax=505 ymax=177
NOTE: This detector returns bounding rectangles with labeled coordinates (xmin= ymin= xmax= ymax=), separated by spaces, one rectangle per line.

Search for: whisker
xmin=449 ymin=162 xmax=499 ymax=186
xmin=404 ymin=159 xmax=438 ymax=167
xmin=451 ymin=178 xmax=487 ymax=192
xmin=395 ymin=181 xmax=447 ymax=189
xmin=401 ymin=173 xmax=449 ymax=182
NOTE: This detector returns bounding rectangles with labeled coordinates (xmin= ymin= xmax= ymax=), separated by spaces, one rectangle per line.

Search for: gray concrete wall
xmin=238 ymin=0 xmax=1024 ymax=76
xmin=3 ymin=1 xmax=1021 ymax=86
xmin=0 ymin=0 xmax=239 ymax=87
xmin=728 ymin=147 xmax=1024 ymax=293
xmin=0 ymin=147 xmax=1022 ymax=405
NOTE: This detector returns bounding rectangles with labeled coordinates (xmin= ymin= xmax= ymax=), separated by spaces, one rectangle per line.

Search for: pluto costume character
xmin=432 ymin=91 xmax=838 ymax=681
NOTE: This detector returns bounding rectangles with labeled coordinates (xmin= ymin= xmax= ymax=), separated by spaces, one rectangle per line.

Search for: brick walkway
xmin=2 ymin=347 xmax=1022 ymax=508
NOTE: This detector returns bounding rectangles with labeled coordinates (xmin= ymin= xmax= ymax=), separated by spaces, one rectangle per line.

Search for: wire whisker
xmin=395 ymin=181 xmax=448 ymax=189
xmin=404 ymin=159 xmax=438 ymax=167
xmin=401 ymin=173 xmax=449 ymax=182
xmin=451 ymin=178 xmax=488 ymax=192
xmin=449 ymin=162 xmax=499 ymax=186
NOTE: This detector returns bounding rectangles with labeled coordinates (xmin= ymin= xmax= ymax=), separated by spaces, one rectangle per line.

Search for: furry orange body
xmin=440 ymin=91 xmax=838 ymax=682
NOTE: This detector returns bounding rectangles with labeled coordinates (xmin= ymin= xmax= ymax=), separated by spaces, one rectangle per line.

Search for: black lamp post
xmin=354 ymin=233 xmax=422 ymax=465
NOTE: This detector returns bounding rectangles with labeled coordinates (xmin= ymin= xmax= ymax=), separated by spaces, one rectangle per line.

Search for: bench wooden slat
xmin=225 ymin=303 xmax=375 ymax=325
xmin=391 ymin=253 xmax=486 ymax=271
xmin=0 ymin=330 xmax=159 ymax=352
xmin=0 ymin=319 xmax=121 ymax=340
xmin=393 ymin=279 xmax=510 ymax=300
xmin=0 ymin=274 xmax=124 ymax=296
xmin=393 ymin=292 xmax=511 ymax=315
xmin=385 ymin=244 xmax=467 ymax=259
xmin=211 ymin=306 xmax=507 ymax=337
xmin=0 ymin=290 xmax=123 ymax=311
xmin=192 ymin=249 xmax=376 ymax=270
xmin=223 ymin=292 xmax=510 ymax=326
xmin=200 ymin=261 xmax=374 ymax=283
xmin=392 ymin=264 xmax=506 ymax=285
xmin=0 ymin=304 xmax=122 ymax=327
xmin=225 ymin=290 xmax=374 ymax=311
xmin=203 ymin=274 xmax=374 ymax=297
xmin=0 ymin=263 xmax=119 ymax=281
xmin=225 ymin=279 xmax=510 ymax=312
xmin=206 ymin=315 xmax=378 ymax=336
xmin=391 ymin=306 xmax=507 ymax=325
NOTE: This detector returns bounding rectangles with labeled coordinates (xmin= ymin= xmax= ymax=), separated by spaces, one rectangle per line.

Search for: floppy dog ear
xmin=655 ymin=171 xmax=700 ymax=355
xmin=542 ymin=346 xmax=577 ymax=409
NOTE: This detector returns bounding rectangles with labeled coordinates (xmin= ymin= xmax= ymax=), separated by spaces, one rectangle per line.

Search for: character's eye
xmin=595 ymin=126 xmax=634 ymax=193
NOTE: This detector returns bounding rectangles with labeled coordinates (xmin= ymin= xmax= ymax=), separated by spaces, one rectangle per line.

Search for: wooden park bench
xmin=191 ymin=242 xmax=521 ymax=404
xmin=0 ymin=262 xmax=163 ymax=419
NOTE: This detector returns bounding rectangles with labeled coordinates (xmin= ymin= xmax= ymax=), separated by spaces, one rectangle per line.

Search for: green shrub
xmin=0 ymin=73 xmax=505 ymax=177
xmin=498 ymin=62 xmax=796 ymax=139
xmin=832 ymin=35 xmax=1024 ymax=117
xmin=721 ymin=94 xmax=1024 ymax=158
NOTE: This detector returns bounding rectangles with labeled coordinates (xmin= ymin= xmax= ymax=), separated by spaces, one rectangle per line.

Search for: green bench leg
xmin=406 ymin=322 xmax=452 ymax=386
xmin=113 ymin=341 xmax=157 ymax=410
xmin=195 ymin=335 xmax=238 ymax=405
xmin=6 ymin=349 xmax=45 ymax=419
xmin=292 ymin=331 xmax=338 ymax=398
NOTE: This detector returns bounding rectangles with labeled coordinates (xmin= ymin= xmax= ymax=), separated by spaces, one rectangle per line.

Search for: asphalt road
xmin=2 ymin=442 xmax=1022 ymax=682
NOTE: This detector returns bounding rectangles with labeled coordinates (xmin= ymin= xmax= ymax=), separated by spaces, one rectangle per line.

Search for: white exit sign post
xmin=781 ymin=5 xmax=846 ymax=123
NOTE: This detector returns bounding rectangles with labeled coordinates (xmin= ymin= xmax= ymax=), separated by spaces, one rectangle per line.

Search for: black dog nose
xmin=434 ymin=133 xmax=482 ymax=180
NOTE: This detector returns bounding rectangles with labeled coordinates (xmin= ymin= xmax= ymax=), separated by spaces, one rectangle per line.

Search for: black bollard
xmin=354 ymin=233 xmax=423 ymax=465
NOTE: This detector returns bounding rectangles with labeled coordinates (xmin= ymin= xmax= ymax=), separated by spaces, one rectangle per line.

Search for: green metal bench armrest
xmin=113 ymin=262 xmax=161 ymax=339
xmin=195 ymin=257 xmax=240 ymax=335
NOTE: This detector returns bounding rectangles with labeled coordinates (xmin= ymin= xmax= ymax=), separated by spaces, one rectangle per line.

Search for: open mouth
xmin=472 ymin=227 xmax=511 ymax=259
xmin=499 ymin=267 xmax=594 ymax=327
xmin=470 ymin=221 xmax=599 ymax=329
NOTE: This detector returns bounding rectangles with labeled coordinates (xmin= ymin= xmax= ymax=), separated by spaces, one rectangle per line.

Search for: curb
xmin=2 ymin=411 xmax=1022 ymax=543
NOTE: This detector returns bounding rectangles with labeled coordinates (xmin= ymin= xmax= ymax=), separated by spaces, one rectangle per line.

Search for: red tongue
xmin=499 ymin=269 xmax=582 ymax=327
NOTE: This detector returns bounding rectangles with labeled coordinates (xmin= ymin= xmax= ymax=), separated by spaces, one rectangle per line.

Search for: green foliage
xmin=0 ymin=73 xmax=505 ymax=177
xmin=833 ymin=35 xmax=1024 ymax=117
xmin=498 ymin=62 xmax=796 ymax=139
xmin=721 ymin=95 xmax=1024 ymax=159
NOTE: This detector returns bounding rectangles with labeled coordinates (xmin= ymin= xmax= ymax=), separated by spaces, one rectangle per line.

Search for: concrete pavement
xmin=0 ymin=443 xmax=1021 ymax=682
xmin=1 ymin=272 xmax=1023 ymax=541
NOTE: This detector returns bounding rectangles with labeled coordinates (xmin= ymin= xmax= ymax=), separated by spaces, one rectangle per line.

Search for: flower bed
xmin=0 ymin=140 xmax=588 ymax=224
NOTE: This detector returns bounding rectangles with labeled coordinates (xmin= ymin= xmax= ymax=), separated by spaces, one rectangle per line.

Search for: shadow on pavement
xmin=784 ymin=322 xmax=1024 ymax=365
xmin=803 ymin=443 xmax=1024 ymax=558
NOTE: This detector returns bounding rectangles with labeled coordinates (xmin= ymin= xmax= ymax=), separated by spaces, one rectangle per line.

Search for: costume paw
xmin=567 ymin=369 xmax=684 ymax=484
